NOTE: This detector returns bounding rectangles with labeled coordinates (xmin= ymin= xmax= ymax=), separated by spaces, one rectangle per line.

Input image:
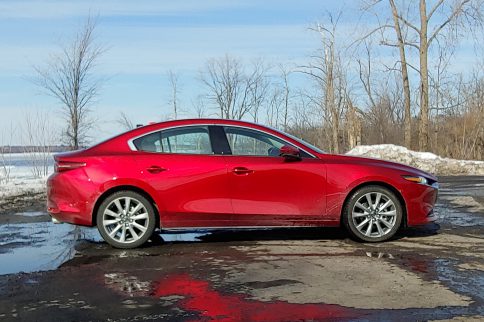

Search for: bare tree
xmin=247 ymin=59 xmax=270 ymax=123
xmin=287 ymin=91 xmax=324 ymax=148
xmin=437 ymin=71 xmax=484 ymax=160
xmin=356 ymin=41 xmax=405 ymax=145
xmin=264 ymin=65 xmax=293 ymax=130
xmin=279 ymin=65 xmax=292 ymax=131
xmin=388 ymin=0 xmax=413 ymax=148
xmin=363 ymin=0 xmax=482 ymax=150
xmin=201 ymin=54 xmax=242 ymax=119
xmin=23 ymin=110 xmax=57 ymax=177
xmin=167 ymin=70 xmax=180 ymax=119
xmin=200 ymin=54 xmax=270 ymax=120
xmin=346 ymin=98 xmax=363 ymax=149
xmin=0 ymin=124 xmax=16 ymax=184
xmin=34 ymin=15 xmax=104 ymax=149
xmin=191 ymin=95 xmax=209 ymax=118
xmin=115 ymin=112 xmax=135 ymax=131
xmin=300 ymin=14 xmax=350 ymax=153
xmin=266 ymin=86 xmax=283 ymax=128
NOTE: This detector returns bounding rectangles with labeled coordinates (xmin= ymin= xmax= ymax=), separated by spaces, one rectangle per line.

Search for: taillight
xmin=55 ymin=161 xmax=86 ymax=172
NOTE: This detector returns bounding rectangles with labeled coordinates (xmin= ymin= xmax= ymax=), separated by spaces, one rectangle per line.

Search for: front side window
xmin=224 ymin=127 xmax=287 ymax=156
xmin=133 ymin=126 xmax=213 ymax=155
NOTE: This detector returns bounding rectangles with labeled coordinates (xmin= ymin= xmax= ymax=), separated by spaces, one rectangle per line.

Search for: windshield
xmin=271 ymin=128 xmax=326 ymax=154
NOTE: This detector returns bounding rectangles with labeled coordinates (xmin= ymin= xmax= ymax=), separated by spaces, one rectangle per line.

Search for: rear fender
xmin=97 ymin=178 xmax=166 ymax=223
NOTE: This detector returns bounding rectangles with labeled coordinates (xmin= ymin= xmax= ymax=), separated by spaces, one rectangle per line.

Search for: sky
xmin=0 ymin=0 xmax=481 ymax=145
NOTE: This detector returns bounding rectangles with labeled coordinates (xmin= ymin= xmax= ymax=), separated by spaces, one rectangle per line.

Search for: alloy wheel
xmin=351 ymin=192 xmax=397 ymax=238
xmin=102 ymin=196 xmax=150 ymax=244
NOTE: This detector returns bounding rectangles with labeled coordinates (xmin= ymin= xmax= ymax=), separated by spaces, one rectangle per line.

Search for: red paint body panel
xmin=226 ymin=156 xmax=327 ymax=226
xmin=132 ymin=152 xmax=232 ymax=228
xmin=47 ymin=119 xmax=438 ymax=231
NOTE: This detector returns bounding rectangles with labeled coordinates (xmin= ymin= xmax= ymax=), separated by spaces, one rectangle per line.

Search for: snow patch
xmin=0 ymin=177 xmax=47 ymax=199
xmin=1 ymin=154 xmax=52 ymax=199
xmin=346 ymin=144 xmax=484 ymax=175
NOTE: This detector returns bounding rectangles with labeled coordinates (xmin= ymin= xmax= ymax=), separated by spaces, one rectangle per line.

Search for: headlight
xmin=402 ymin=175 xmax=428 ymax=185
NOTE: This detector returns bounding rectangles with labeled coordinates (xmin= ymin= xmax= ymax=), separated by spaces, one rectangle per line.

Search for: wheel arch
xmin=340 ymin=181 xmax=408 ymax=228
xmin=92 ymin=185 xmax=161 ymax=229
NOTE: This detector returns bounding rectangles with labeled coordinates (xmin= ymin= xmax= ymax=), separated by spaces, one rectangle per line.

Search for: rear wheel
xmin=342 ymin=185 xmax=402 ymax=242
xmin=97 ymin=191 xmax=156 ymax=248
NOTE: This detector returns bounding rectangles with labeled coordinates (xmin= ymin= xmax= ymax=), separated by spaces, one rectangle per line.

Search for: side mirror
xmin=279 ymin=145 xmax=301 ymax=161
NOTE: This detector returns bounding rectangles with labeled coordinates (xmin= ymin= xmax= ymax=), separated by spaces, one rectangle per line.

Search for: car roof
xmin=90 ymin=118 xmax=320 ymax=156
xmin=123 ymin=119 xmax=281 ymax=140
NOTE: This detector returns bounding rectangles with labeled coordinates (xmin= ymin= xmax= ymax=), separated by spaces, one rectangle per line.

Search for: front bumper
xmin=404 ymin=182 xmax=438 ymax=226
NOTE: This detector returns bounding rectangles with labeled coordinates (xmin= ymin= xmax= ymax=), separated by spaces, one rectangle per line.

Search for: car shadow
xmin=395 ymin=223 xmax=441 ymax=239
xmin=153 ymin=227 xmax=349 ymax=245
xmin=198 ymin=227 xmax=350 ymax=243
xmin=151 ymin=224 xmax=441 ymax=245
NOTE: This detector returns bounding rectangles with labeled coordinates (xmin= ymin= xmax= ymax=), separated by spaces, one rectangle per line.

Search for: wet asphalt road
xmin=0 ymin=177 xmax=483 ymax=321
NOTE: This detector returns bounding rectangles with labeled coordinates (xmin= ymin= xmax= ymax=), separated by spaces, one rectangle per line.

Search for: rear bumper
xmin=47 ymin=172 xmax=97 ymax=226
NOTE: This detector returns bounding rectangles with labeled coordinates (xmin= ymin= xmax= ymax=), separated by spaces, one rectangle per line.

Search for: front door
xmin=221 ymin=126 xmax=328 ymax=227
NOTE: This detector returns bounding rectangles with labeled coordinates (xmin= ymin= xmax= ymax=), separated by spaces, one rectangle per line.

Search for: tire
xmin=342 ymin=185 xmax=403 ymax=242
xmin=96 ymin=190 xmax=156 ymax=249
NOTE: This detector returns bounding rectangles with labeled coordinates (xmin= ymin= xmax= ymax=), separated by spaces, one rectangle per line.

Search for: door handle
xmin=232 ymin=167 xmax=254 ymax=175
xmin=146 ymin=165 xmax=167 ymax=174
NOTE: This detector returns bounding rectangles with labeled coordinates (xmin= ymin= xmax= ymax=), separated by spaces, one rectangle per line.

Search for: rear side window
xmin=133 ymin=131 xmax=162 ymax=152
xmin=132 ymin=126 xmax=213 ymax=155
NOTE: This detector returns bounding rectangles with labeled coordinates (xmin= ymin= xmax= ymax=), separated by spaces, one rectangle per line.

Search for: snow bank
xmin=346 ymin=144 xmax=484 ymax=175
xmin=0 ymin=177 xmax=47 ymax=199
xmin=1 ymin=160 xmax=51 ymax=199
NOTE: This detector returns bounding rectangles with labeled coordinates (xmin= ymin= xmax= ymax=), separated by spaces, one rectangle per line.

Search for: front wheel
xmin=97 ymin=191 xmax=156 ymax=249
xmin=342 ymin=185 xmax=403 ymax=242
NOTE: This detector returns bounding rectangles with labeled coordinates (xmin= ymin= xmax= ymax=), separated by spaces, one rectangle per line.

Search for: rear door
xmin=221 ymin=126 xmax=328 ymax=227
xmin=131 ymin=125 xmax=232 ymax=228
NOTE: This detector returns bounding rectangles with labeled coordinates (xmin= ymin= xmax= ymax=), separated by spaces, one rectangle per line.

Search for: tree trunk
xmin=347 ymin=100 xmax=361 ymax=149
xmin=326 ymin=42 xmax=339 ymax=154
xmin=332 ymin=109 xmax=339 ymax=153
xmin=419 ymin=0 xmax=430 ymax=151
xmin=389 ymin=0 xmax=412 ymax=148
xmin=283 ymin=72 xmax=289 ymax=131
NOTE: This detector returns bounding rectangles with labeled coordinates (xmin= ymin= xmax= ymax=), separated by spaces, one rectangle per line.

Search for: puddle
xmin=101 ymin=269 xmax=480 ymax=321
xmin=0 ymin=220 xmax=213 ymax=275
xmin=152 ymin=274 xmax=362 ymax=321
xmin=435 ymin=202 xmax=484 ymax=227
xmin=160 ymin=231 xmax=211 ymax=242
xmin=152 ymin=273 xmax=362 ymax=321
xmin=13 ymin=211 xmax=45 ymax=217
xmin=435 ymin=177 xmax=484 ymax=228
xmin=0 ymin=221 xmax=101 ymax=275
xmin=435 ymin=259 xmax=484 ymax=306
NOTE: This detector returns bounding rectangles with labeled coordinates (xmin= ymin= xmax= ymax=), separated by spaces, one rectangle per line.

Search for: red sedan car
xmin=47 ymin=119 xmax=438 ymax=248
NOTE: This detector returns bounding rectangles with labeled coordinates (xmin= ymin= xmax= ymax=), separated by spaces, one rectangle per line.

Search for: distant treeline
xmin=0 ymin=146 xmax=69 ymax=153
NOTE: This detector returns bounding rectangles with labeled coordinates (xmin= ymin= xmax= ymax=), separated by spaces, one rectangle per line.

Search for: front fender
xmin=325 ymin=166 xmax=406 ymax=222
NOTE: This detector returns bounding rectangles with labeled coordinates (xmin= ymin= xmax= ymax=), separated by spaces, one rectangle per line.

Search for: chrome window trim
xmin=127 ymin=125 xmax=212 ymax=154
xmin=127 ymin=123 xmax=317 ymax=158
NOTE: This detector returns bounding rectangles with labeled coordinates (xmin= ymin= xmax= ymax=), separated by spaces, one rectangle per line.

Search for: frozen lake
xmin=1 ymin=152 xmax=55 ymax=168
